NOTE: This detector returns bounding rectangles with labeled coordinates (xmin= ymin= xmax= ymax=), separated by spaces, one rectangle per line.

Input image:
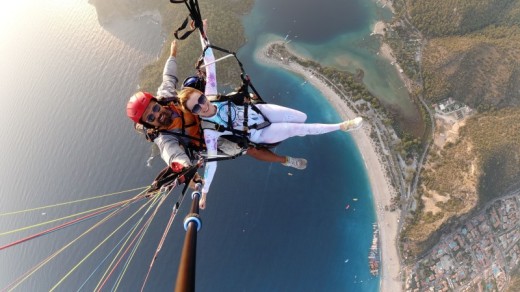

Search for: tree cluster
xmin=404 ymin=0 xmax=518 ymax=38
xmin=138 ymin=0 xmax=254 ymax=93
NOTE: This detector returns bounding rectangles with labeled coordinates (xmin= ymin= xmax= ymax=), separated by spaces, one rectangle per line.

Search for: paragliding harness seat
xmin=191 ymin=40 xmax=282 ymax=151
xmin=200 ymin=90 xmax=280 ymax=151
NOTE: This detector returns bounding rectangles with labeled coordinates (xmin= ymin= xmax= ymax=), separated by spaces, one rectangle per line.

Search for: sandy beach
xmin=372 ymin=21 xmax=387 ymax=37
xmin=256 ymin=41 xmax=402 ymax=291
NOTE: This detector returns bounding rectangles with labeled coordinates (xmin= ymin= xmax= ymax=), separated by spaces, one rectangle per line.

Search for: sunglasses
xmin=145 ymin=103 xmax=161 ymax=123
xmin=190 ymin=94 xmax=207 ymax=114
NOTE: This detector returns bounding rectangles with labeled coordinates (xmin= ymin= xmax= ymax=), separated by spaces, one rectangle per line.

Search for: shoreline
xmin=372 ymin=20 xmax=415 ymax=94
xmin=256 ymin=41 xmax=402 ymax=292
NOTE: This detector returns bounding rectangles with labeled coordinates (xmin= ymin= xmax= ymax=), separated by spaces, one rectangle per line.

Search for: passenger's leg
xmin=246 ymin=147 xmax=307 ymax=170
xmin=255 ymin=104 xmax=307 ymax=123
xmin=252 ymin=122 xmax=342 ymax=144
xmin=246 ymin=147 xmax=285 ymax=163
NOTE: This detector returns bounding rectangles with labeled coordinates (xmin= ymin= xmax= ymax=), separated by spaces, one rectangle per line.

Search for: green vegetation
xmin=89 ymin=0 xmax=254 ymax=92
xmin=395 ymin=133 xmax=421 ymax=157
xmin=421 ymin=26 xmax=520 ymax=108
xmin=269 ymin=44 xmax=377 ymax=103
xmin=406 ymin=0 xmax=519 ymax=37
xmin=403 ymin=107 xmax=520 ymax=257
xmin=390 ymin=0 xmax=520 ymax=261
xmin=422 ymin=211 xmax=444 ymax=224
xmin=375 ymin=18 xmax=427 ymax=139
xmin=139 ymin=0 xmax=254 ymax=92
xmin=404 ymin=0 xmax=520 ymax=37
xmin=268 ymin=43 xmax=425 ymax=158
xmin=392 ymin=0 xmax=520 ymax=109
xmin=508 ymin=263 xmax=520 ymax=292
xmin=466 ymin=109 xmax=520 ymax=201
xmin=384 ymin=21 xmax=421 ymax=80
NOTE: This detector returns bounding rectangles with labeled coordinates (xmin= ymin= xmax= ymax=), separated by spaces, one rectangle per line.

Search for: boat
xmin=368 ymin=223 xmax=380 ymax=276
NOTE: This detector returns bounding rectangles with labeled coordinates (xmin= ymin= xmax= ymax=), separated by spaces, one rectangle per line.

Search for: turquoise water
xmin=246 ymin=0 xmax=417 ymax=119
xmin=0 ymin=0 xmax=392 ymax=291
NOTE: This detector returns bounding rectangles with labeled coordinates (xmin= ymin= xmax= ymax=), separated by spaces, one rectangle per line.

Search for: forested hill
xmin=397 ymin=0 xmax=520 ymax=260
xmin=400 ymin=0 xmax=520 ymax=109
xmin=407 ymin=0 xmax=520 ymax=37
xmin=88 ymin=0 xmax=254 ymax=91
xmin=404 ymin=107 xmax=520 ymax=249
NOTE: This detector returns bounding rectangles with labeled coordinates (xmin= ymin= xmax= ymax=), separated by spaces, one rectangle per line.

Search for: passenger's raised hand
xmin=199 ymin=192 xmax=207 ymax=210
xmin=170 ymin=40 xmax=177 ymax=57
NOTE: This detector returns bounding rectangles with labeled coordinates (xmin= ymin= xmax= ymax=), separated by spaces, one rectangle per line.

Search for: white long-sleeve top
xmin=200 ymin=101 xmax=266 ymax=194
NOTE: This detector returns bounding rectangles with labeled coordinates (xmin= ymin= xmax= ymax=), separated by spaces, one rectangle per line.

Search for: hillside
xmin=139 ymin=0 xmax=254 ymax=92
xmin=393 ymin=0 xmax=520 ymax=258
xmin=400 ymin=0 xmax=520 ymax=109
xmin=422 ymin=26 xmax=520 ymax=109
xmin=405 ymin=0 xmax=520 ymax=37
xmin=89 ymin=0 xmax=254 ymax=92
xmin=389 ymin=0 xmax=520 ymax=111
xmin=403 ymin=107 xmax=520 ymax=255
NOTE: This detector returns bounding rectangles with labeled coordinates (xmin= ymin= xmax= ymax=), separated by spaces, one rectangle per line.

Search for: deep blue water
xmin=0 ymin=0 xmax=387 ymax=291
xmin=249 ymin=0 xmax=370 ymax=43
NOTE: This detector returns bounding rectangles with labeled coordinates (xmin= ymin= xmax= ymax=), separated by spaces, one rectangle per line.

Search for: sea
xmin=0 ymin=0 xmax=410 ymax=291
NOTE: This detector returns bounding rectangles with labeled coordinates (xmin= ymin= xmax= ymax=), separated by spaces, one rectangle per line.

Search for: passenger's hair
xmin=178 ymin=87 xmax=203 ymax=112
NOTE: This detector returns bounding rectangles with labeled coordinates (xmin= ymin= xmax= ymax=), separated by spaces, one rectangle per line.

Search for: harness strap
xmin=184 ymin=121 xmax=197 ymax=128
xmin=241 ymin=103 xmax=250 ymax=148
xmin=172 ymin=0 xmax=205 ymax=41
xmin=243 ymin=104 xmax=249 ymax=132
xmin=174 ymin=17 xmax=196 ymax=40
xmin=246 ymin=103 xmax=271 ymax=130
xmin=248 ymin=121 xmax=271 ymax=130
xmin=198 ymin=44 xmax=267 ymax=104
xmin=204 ymin=151 xmax=245 ymax=162
xmin=220 ymin=100 xmax=248 ymax=137
xmin=226 ymin=100 xmax=232 ymax=132
xmin=179 ymin=111 xmax=186 ymax=136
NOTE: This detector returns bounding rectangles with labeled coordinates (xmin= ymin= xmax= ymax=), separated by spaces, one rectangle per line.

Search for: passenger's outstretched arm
xmin=199 ymin=20 xmax=217 ymax=96
xmin=156 ymin=40 xmax=179 ymax=100
xmin=200 ymin=129 xmax=221 ymax=209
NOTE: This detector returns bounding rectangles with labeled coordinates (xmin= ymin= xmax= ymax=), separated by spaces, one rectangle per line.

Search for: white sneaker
xmin=340 ymin=117 xmax=363 ymax=132
xmin=282 ymin=157 xmax=307 ymax=170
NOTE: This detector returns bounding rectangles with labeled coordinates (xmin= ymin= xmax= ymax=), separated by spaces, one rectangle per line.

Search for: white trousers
xmin=250 ymin=104 xmax=342 ymax=144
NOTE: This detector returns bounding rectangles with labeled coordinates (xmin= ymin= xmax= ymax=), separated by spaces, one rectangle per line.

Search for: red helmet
xmin=127 ymin=92 xmax=154 ymax=123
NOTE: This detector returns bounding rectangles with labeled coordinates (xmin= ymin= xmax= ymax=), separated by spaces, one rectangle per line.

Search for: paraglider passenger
xmin=178 ymin=86 xmax=363 ymax=209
